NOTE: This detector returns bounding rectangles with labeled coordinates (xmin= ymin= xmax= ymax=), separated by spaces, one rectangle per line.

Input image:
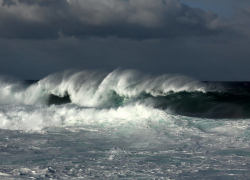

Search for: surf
xmin=1 ymin=69 xmax=250 ymax=120
xmin=0 ymin=69 xmax=206 ymax=106
xmin=1 ymin=70 xmax=250 ymax=179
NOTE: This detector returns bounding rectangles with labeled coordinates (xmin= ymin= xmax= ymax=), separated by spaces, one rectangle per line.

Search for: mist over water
xmin=0 ymin=69 xmax=250 ymax=179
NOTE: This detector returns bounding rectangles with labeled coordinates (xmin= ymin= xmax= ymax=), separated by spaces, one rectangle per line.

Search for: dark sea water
xmin=0 ymin=70 xmax=250 ymax=179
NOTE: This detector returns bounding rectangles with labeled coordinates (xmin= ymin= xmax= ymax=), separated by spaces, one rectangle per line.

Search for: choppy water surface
xmin=0 ymin=70 xmax=250 ymax=179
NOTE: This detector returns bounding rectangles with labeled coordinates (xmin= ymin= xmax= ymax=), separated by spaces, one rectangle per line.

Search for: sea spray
xmin=1 ymin=70 xmax=250 ymax=179
xmin=0 ymin=69 xmax=206 ymax=107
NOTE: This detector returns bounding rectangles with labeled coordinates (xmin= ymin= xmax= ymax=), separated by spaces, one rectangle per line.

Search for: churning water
xmin=0 ymin=70 xmax=250 ymax=179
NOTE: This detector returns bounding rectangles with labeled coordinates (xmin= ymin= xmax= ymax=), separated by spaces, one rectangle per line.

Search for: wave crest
xmin=0 ymin=69 xmax=206 ymax=107
xmin=38 ymin=69 xmax=206 ymax=107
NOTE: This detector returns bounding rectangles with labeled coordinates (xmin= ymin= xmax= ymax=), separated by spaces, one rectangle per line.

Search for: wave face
xmin=0 ymin=70 xmax=250 ymax=119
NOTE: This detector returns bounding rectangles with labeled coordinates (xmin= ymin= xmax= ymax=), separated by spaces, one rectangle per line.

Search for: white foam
xmin=38 ymin=69 xmax=206 ymax=107
xmin=0 ymin=69 xmax=207 ymax=107
xmin=0 ymin=103 xmax=172 ymax=132
xmin=0 ymin=76 xmax=48 ymax=105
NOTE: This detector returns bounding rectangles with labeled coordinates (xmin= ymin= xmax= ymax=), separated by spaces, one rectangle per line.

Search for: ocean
xmin=0 ymin=69 xmax=250 ymax=179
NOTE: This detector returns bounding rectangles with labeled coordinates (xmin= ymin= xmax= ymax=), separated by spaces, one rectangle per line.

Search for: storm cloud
xmin=0 ymin=0 xmax=225 ymax=39
xmin=0 ymin=0 xmax=250 ymax=81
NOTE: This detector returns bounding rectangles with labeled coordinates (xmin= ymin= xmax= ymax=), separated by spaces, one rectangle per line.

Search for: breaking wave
xmin=0 ymin=69 xmax=250 ymax=120
xmin=0 ymin=69 xmax=205 ymax=106
xmin=1 ymin=70 xmax=250 ymax=179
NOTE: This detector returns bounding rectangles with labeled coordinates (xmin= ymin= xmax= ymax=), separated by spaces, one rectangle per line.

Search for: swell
xmin=155 ymin=91 xmax=250 ymax=119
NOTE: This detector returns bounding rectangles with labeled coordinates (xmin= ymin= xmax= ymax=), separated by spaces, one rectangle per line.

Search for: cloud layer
xmin=0 ymin=0 xmax=225 ymax=39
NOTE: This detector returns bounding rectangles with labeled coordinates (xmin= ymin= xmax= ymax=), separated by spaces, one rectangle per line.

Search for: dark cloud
xmin=0 ymin=0 xmax=250 ymax=81
xmin=0 ymin=0 xmax=225 ymax=39
xmin=1 ymin=34 xmax=250 ymax=81
xmin=235 ymin=7 xmax=250 ymax=36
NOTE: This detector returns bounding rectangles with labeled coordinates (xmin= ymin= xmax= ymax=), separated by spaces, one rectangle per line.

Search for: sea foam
xmin=0 ymin=69 xmax=206 ymax=107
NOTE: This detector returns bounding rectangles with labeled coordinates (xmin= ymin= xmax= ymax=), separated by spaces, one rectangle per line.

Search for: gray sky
xmin=0 ymin=0 xmax=250 ymax=80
